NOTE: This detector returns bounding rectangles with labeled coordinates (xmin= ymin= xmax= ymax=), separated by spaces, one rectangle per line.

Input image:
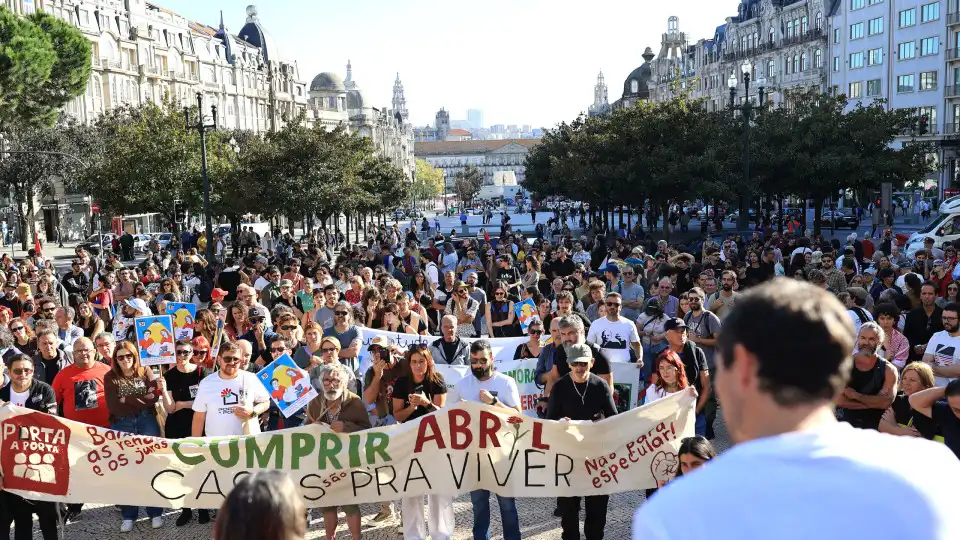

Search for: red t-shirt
xmin=52 ymin=363 xmax=112 ymax=428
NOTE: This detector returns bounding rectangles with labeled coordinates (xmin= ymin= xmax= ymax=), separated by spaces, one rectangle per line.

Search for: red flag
xmin=483 ymin=230 xmax=490 ymax=243
xmin=33 ymin=232 xmax=42 ymax=255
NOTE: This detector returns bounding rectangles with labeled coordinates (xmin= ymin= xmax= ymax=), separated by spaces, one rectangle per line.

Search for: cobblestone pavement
xmin=21 ymin=417 xmax=730 ymax=540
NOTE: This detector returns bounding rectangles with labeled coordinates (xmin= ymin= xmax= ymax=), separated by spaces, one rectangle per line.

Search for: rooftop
xmin=415 ymin=139 xmax=541 ymax=156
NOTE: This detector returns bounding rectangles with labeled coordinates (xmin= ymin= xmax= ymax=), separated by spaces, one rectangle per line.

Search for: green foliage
xmin=453 ymin=165 xmax=483 ymax=206
xmin=0 ymin=6 xmax=90 ymax=129
xmin=411 ymin=158 xmax=444 ymax=204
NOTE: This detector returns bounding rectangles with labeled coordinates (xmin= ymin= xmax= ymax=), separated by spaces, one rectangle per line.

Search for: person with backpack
xmin=840 ymin=288 xmax=874 ymax=335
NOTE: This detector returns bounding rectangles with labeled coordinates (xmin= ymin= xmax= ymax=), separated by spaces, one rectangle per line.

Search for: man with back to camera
xmin=632 ymin=278 xmax=960 ymax=540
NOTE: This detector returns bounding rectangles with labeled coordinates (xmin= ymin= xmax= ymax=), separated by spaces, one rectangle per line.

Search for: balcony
xmin=100 ymin=57 xmax=122 ymax=71
xmin=945 ymin=123 xmax=959 ymax=135
xmin=947 ymin=86 xmax=960 ymax=97
xmin=203 ymin=80 xmax=220 ymax=89
xmin=139 ymin=65 xmax=162 ymax=77
xmin=723 ymin=29 xmax=825 ymax=63
xmin=948 ymin=48 xmax=960 ymax=61
xmin=949 ymin=11 xmax=960 ymax=26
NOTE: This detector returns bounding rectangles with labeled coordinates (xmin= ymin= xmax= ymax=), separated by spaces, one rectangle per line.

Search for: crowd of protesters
xmin=1 ymin=205 xmax=958 ymax=539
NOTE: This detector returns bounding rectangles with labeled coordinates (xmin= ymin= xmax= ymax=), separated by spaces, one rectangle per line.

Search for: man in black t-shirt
xmin=547 ymin=343 xmax=616 ymax=540
xmin=664 ymin=318 xmax=711 ymax=438
xmin=537 ymin=315 xmax=612 ymax=417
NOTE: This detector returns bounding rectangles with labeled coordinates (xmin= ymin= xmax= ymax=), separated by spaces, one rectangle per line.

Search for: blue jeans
xmin=111 ymin=410 xmax=163 ymax=521
xmin=695 ymin=412 xmax=706 ymax=437
xmin=470 ymin=490 xmax=520 ymax=540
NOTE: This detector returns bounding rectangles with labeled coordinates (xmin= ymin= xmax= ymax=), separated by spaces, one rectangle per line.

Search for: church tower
xmin=657 ymin=16 xmax=688 ymax=82
xmin=435 ymin=108 xmax=450 ymax=141
xmin=392 ymin=73 xmax=408 ymax=121
xmin=345 ymin=59 xmax=356 ymax=90
xmin=588 ymin=71 xmax=609 ymax=116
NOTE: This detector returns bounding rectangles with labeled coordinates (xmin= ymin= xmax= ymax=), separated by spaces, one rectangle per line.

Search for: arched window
xmin=753 ymin=32 xmax=758 ymax=48
xmin=787 ymin=20 xmax=794 ymax=37
xmin=816 ymin=11 xmax=823 ymax=31
xmin=793 ymin=55 xmax=800 ymax=73
xmin=784 ymin=55 xmax=791 ymax=74
xmin=801 ymin=53 xmax=809 ymax=71
xmin=630 ymin=79 xmax=639 ymax=93
xmin=767 ymin=60 xmax=776 ymax=77
xmin=769 ymin=27 xmax=775 ymax=43
xmin=801 ymin=16 xmax=808 ymax=34
xmin=814 ymin=49 xmax=823 ymax=68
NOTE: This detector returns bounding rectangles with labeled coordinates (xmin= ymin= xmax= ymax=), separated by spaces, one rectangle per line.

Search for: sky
xmin=158 ymin=0 xmax=737 ymax=130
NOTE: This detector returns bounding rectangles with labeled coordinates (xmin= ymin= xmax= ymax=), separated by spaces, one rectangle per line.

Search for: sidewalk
xmin=2 ymin=240 xmax=83 ymax=262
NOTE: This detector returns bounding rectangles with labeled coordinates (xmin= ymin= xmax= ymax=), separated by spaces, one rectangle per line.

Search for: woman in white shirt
xmin=643 ymin=350 xmax=689 ymax=405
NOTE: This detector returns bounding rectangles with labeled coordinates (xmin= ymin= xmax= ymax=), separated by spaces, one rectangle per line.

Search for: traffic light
xmin=918 ymin=115 xmax=929 ymax=136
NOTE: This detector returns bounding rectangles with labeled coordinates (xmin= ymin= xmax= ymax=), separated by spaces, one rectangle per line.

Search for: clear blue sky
xmin=158 ymin=0 xmax=736 ymax=129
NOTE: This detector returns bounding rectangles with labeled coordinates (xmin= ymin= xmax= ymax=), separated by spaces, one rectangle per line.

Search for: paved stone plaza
xmin=18 ymin=418 xmax=730 ymax=539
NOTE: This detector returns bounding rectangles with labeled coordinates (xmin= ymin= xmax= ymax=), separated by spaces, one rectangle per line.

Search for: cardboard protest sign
xmin=210 ymin=319 xmax=225 ymax=359
xmin=298 ymin=291 xmax=315 ymax=312
xmin=255 ymin=354 xmax=317 ymax=418
xmin=165 ymin=302 xmax=197 ymax=340
xmin=0 ymin=393 xmax=695 ymax=509
xmin=513 ymin=298 xmax=539 ymax=333
xmin=135 ymin=316 xmax=175 ymax=366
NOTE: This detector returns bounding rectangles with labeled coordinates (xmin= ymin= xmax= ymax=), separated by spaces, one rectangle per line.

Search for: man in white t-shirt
xmin=586 ymin=292 xmax=642 ymax=366
xmin=923 ymin=302 xmax=960 ymax=386
xmin=192 ymin=341 xmax=270 ymax=438
xmin=449 ymin=340 xmax=522 ymax=540
xmin=633 ymin=279 xmax=959 ymax=540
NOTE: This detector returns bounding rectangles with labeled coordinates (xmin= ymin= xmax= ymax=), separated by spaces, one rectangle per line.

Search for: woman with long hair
xmin=76 ymin=301 xmax=105 ymax=338
xmin=214 ymin=471 xmax=307 ymax=540
xmin=224 ymin=303 xmax=250 ymax=341
xmin=675 ymin=436 xmax=717 ymax=477
xmin=938 ymin=280 xmax=960 ymax=308
xmin=90 ymin=271 xmax=116 ymax=325
xmin=879 ymin=362 xmax=941 ymax=441
xmin=513 ymin=318 xmax=544 ymax=359
xmin=521 ymin=256 xmax=541 ymax=291
xmin=190 ymin=335 xmax=214 ymax=372
xmin=391 ymin=347 xmax=451 ymax=540
xmin=379 ymin=302 xmax=416 ymax=334
xmin=9 ymin=317 xmax=37 ymax=357
xmin=361 ymin=287 xmax=382 ymax=328
xmin=677 ymin=293 xmax=692 ymax=318
xmin=104 ymin=341 xmax=163 ymax=532
xmin=644 ymin=350 xmax=690 ymax=404
xmin=193 ymin=308 xmax=221 ymax=349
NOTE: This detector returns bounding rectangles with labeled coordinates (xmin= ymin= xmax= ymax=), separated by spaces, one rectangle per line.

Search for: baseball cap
xmin=368 ymin=335 xmax=392 ymax=350
xmin=279 ymin=279 xmax=293 ymax=287
xmin=211 ymin=288 xmax=228 ymax=300
xmin=123 ymin=298 xmax=150 ymax=316
xmin=664 ymin=317 xmax=688 ymax=332
xmin=564 ymin=343 xmax=593 ymax=365
xmin=255 ymin=255 xmax=269 ymax=264
xmin=604 ymin=263 xmax=620 ymax=275
xmin=248 ymin=305 xmax=268 ymax=319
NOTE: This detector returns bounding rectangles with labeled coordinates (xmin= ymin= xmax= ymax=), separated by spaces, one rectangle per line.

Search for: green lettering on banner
xmin=366 ymin=433 xmax=391 ymax=463
xmin=210 ymin=439 xmax=240 ymax=468
xmin=505 ymin=368 xmax=535 ymax=385
xmin=246 ymin=435 xmax=284 ymax=469
xmin=318 ymin=433 xmax=342 ymax=469
xmin=172 ymin=439 xmax=207 ymax=465
xmin=290 ymin=433 xmax=315 ymax=470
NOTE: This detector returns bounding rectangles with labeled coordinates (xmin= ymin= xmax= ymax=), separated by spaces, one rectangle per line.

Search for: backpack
xmin=851 ymin=307 xmax=871 ymax=325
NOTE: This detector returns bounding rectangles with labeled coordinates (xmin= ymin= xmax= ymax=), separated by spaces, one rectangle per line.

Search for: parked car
xmin=133 ymin=234 xmax=152 ymax=252
xmin=151 ymin=232 xmax=174 ymax=251
xmin=78 ymin=233 xmax=116 ymax=253
xmin=821 ymin=210 xmax=860 ymax=229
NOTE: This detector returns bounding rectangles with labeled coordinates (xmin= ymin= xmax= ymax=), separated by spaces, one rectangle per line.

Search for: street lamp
xmin=185 ymin=92 xmax=218 ymax=263
xmin=728 ymin=60 xmax=768 ymax=231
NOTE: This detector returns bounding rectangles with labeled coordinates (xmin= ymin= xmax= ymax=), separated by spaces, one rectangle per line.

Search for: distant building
xmin=415 ymin=139 xmax=541 ymax=197
xmin=589 ymin=70 xmax=611 ymax=116
xmin=467 ymin=108 xmax=485 ymax=129
xmin=447 ymin=128 xmax=473 ymax=141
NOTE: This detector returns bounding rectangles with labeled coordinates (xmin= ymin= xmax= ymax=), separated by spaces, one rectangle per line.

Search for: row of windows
xmin=834 ymin=38 xmax=941 ymax=73
xmin=737 ymin=12 xmax=823 ymax=52
xmin=850 ymin=0 xmax=885 ymax=8
xmin=849 ymin=71 xmax=939 ymax=98
xmin=838 ymin=4 xmax=940 ymax=45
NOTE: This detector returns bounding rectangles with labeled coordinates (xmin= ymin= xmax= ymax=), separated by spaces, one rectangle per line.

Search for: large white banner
xmin=0 ymin=393 xmax=694 ymax=508
xmin=358 ymin=328 xmax=643 ymax=416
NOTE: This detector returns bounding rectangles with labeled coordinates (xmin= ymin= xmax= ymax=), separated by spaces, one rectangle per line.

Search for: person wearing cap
xmin=210 ymin=287 xmax=228 ymax=306
xmin=236 ymin=283 xmax=272 ymax=327
xmin=362 ymin=334 xmax=403 ymax=522
xmin=923 ymin=237 xmax=945 ymax=261
xmin=272 ymin=279 xmax=303 ymax=316
xmin=239 ymin=304 xmax=277 ymax=364
xmin=842 ymin=287 xmax=874 ymax=334
xmin=324 ymin=300 xmax=363 ymax=376
xmin=664 ymin=317 xmax=711 ymax=437
xmin=112 ymin=297 xmax=150 ymax=343
xmin=62 ymin=258 xmax=89 ymax=300
xmin=547 ymin=341 xmax=617 ymax=539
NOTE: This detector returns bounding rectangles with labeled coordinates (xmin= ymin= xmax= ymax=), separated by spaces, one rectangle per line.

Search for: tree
xmin=0 ymin=7 xmax=90 ymax=130
xmin=411 ymin=158 xmax=443 ymax=209
xmin=453 ymin=165 xmax=483 ymax=207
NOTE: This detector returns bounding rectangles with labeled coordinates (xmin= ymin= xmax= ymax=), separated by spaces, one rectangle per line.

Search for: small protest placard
xmin=165 ymin=302 xmax=197 ymax=340
xmin=135 ymin=315 xmax=175 ymax=366
xmin=255 ymin=354 xmax=317 ymax=418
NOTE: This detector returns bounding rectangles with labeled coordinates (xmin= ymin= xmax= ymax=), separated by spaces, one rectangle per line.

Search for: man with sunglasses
xmin=324 ymin=300 xmax=363 ymax=377
xmin=587 ymin=292 xmax=642 ymax=366
xmin=240 ymin=305 xmax=277 ymax=365
xmin=547 ymin=343 xmax=617 ymax=540
xmin=192 ymin=341 xmax=270 ymax=438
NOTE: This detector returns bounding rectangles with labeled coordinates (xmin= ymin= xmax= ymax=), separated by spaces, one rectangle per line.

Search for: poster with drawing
xmin=255 ymin=354 xmax=317 ymax=418
xmin=513 ymin=298 xmax=538 ymax=333
xmin=135 ymin=316 xmax=175 ymax=366
xmin=165 ymin=302 xmax=197 ymax=340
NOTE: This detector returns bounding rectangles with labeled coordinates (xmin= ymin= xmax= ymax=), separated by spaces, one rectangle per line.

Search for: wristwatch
xmin=490 ymin=396 xmax=499 ymax=405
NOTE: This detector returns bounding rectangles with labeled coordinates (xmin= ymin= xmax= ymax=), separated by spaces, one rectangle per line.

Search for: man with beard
xmin=835 ymin=322 xmax=898 ymax=430
xmin=538 ymin=316 xmax=613 ymax=417
xmin=304 ymin=362 xmax=371 ymax=539
xmin=922 ymin=302 xmax=960 ymax=386
xmin=113 ymin=298 xmax=150 ymax=343
xmin=548 ymin=343 xmax=617 ymax=540
xmin=633 ymin=279 xmax=959 ymax=540
xmin=707 ymin=270 xmax=740 ymax=320
xmin=449 ymin=340 xmax=522 ymax=540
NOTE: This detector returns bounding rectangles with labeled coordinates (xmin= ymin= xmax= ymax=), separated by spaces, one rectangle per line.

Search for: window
xmin=920 ymin=37 xmax=939 ymax=56
xmin=834 ymin=28 xmax=841 ymax=43
xmin=801 ymin=16 xmax=808 ymax=34
xmin=816 ymin=11 xmax=823 ymax=31
xmin=868 ymin=48 xmax=883 ymax=65
xmin=815 ymin=49 xmax=823 ymax=68
xmin=921 ymin=2 xmax=939 ymax=22
xmin=794 ymin=54 xmax=800 ymax=73
xmin=920 ymin=70 xmax=938 ymax=90
xmin=850 ymin=22 xmax=864 ymax=40
xmin=833 ymin=56 xmax=841 ymax=72
xmin=787 ymin=20 xmax=794 ymax=38
xmin=802 ymin=53 xmax=809 ymax=71
xmin=850 ymin=52 xmax=865 ymax=68
xmin=868 ymin=17 xmax=883 ymax=36
xmin=899 ymin=8 xmax=915 ymax=27
xmin=898 ymin=41 xmax=916 ymax=59
xmin=767 ymin=60 xmax=776 ymax=77
xmin=918 ymin=106 xmax=937 ymax=128
xmin=851 ymin=0 xmax=865 ymax=9
xmin=867 ymin=79 xmax=882 ymax=96
xmin=869 ymin=0 xmax=883 ymax=4
xmin=849 ymin=81 xmax=863 ymax=98
xmin=630 ymin=79 xmax=638 ymax=93
xmin=897 ymin=74 xmax=915 ymax=92
xmin=770 ymin=27 xmax=776 ymax=43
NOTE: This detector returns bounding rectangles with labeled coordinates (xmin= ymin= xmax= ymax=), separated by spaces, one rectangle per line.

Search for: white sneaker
xmin=120 ymin=520 xmax=134 ymax=533
xmin=151 ymin=516 xmax=164 ymax=529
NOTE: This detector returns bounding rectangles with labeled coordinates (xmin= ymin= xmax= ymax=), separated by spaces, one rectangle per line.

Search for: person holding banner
xmin=361 ymin=335 xmax=404 ymax=523
xmin=393 ymin=347 xmax=453 ymax=540
xmin=547 ymin=342 xmax=618 ymax=540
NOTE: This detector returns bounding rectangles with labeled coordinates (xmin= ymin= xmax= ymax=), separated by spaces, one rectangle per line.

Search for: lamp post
xmin=185 ymin=92 xmax=218 ymax=263
xmin=728 ymin=60 xmax=767 ymax=231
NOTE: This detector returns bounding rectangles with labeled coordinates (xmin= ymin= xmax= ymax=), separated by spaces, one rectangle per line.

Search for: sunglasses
xmin=221 ymin=356 xmax=241 ymax=364
xmin=495 ymin=292 xmax=505 ymax=296
xmin=250 ymin=318 xmax=265 ymax=324
xmin=529 ymin=329 xmax=543 ymax=335
xmin=605 ymin=302 xmax=621 ymax=307
xmin=334 ymin=311 xmax=349 ymax=316
xmin=320 ymin=347 xmax=338 ymax=354
xmin=569 ymin=362 xmax=589 ymax=368
xmin=11 ymin=368 xmax=33 ymax=375
xmin=279 ymin=325 xmax=296 ymax=331
xmin=175 ymin=350 xmax=192 ymax=356
xmin=115 ymin=353 xmax=134 ymax=361
xmin=41 ymin=307 xmax=56 ymax=313
xmin=10 ymin=326 xmax=24 ymax=332
xmin=194 ymin=349 xmax=208 ymax=355
xmin=269 ymin=347 xmax=287 ymax=353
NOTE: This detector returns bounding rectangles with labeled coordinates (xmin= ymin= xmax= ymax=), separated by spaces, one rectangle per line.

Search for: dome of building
xmin=310 ymin=72 xmax=345 ymax=92
xmin=237 ymin=5 xmax=278 ymax=63
xmin=622 ymin=47 xmax=655 ymax=99
xmin=347 ymin=88 xmax=367 ymax=110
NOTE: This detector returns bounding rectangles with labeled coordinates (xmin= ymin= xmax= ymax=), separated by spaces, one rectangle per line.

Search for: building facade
xmin=415 ymin=139 xmax=541 ymax=199
xmin=645 ymin=2 xmax=829 ymax=111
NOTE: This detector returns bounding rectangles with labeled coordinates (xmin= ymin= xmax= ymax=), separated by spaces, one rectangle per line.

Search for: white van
xmin=905 ymin=196 xmax=960 ymax=256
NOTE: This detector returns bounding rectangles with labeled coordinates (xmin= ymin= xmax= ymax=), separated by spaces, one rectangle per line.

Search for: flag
xmin=34 ymin=231 xmax=42 ymax=255
xmin=483 ymin=229 xmax=491 ymax=243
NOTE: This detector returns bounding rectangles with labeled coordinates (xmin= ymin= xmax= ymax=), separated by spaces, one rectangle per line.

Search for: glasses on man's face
xmin=175 ymin=349 xmax=193 ymax=357
xmin=606 ymin=302 xmax=621 ymax=308
xmin=944 ymin=316 xmax=959 ymax=322
xmin=569 ymin=362 xmax=589 ymax=369
xmin=250 ymin=317 xmax=265 ymax=325
xmin=270 ymin=347 xmax=287 ymax=354
xmin=279 ymin=325 xmax=296 ymax=331
xmin=322 ymin=377 xmax=342 ymax=386
xmin=11 ymin=368 xmax=33 ymax=376
xmin=221 ymin=356 xmax=241 ymax=364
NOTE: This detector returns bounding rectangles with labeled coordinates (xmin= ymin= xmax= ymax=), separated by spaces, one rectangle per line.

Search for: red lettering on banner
xmin=449 ymin=409 xmax=473 ymax=450
xmin=413 ymin=415 xmax=444 ymax=452
xmin=478 ymin=411 xmax=502 ymax=449
xmin=532 ymin=422 xmax=550 ymax=450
